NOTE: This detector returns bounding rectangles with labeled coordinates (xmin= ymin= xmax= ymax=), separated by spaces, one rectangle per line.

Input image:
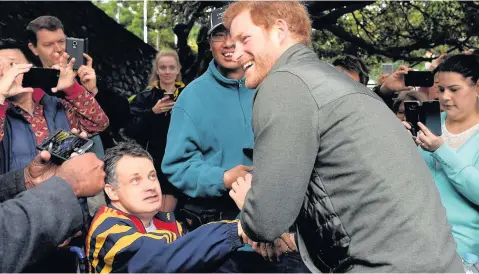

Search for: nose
xmin=53 ymin=42 xmax=63 ymax=53
xmin=232 ymin=43 xmax=243 ymax=63
xmin=224 ymin=34 xmax=235 ymax=49
xmin=441 ymin=90 xmax=452 ymax=101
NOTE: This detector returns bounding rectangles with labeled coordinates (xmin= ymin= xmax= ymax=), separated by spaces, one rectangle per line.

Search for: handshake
xmin=230 ymin=173 xmax=298 ymax=261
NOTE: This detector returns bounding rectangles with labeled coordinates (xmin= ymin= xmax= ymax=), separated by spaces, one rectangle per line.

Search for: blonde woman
xmin=127 ymin=49 xmax=185 ymax=211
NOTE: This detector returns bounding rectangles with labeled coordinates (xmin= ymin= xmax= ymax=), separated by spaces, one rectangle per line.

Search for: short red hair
xmin=224 ymin=1 xmax=312 ymax=45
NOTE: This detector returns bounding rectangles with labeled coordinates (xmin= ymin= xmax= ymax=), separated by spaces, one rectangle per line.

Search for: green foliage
xmin=94 ymin=0 xmax=479 ymax=82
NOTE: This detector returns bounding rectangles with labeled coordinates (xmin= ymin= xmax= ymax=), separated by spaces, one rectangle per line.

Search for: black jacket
xmin=126 ymin=82 xmax=185 ymax=194
xmin=0 ymin=170 xmax=84 ymax=272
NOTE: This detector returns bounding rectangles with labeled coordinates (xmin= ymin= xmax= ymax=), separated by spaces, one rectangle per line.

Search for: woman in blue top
xmin=404 ymin=54 xmax=479 ymax=258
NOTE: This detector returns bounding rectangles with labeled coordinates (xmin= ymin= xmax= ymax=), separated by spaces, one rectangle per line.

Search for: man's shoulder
xmin=267 ymin=59 xmax=380 ymax=108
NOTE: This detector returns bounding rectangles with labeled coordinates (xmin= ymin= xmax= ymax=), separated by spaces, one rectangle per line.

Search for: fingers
xmin=396 ymin=65 xmax=410 ymax=75
xmin=265 ymin=242 xmax=275 ymax=262
xmin=402 ymin=121 xmax=412 ymax=130
xmin=67 ymin=57 xmax=76 ymax=71
xmin=417 ymin=122 xmax=432 ymax=136
xmin=71 ymin=128 xmax=89 ymax=139
xmin=59 ymin=53 xmax=68 ymax=68
xmin=244 ymin=173 xmax=253 ymax=182
xmin=280 ymin=233 xmax=297 ymax=252
xmin=244 ymin=165 xmax=254 ymax=171
xmin=51 ymin=87 xmax=58 ymax=93
xmin=83 ymin=53 xmax=93 ymax=67
xmin=274 ymin=239 xmax=284 ymax=259
xmin=39 ymin=150 xmax=52 ymax=162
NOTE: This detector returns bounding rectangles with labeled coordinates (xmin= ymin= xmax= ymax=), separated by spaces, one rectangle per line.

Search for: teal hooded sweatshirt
xmin=162 ymin=60 xmax=255 ymax=198
xmin=419 ymin=112 xmax=479 ymax=258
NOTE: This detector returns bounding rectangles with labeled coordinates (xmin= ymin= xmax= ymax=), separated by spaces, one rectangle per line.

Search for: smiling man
xmin=162 ymin=6 xmax=254 ymax=227
xmin=225 ymin=1 xmax=463 ymax=272
xmin=86 ymin=142 xmax=248 ymax=273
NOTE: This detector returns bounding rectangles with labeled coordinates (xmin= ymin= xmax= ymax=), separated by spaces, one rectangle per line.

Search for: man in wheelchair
xmin=86 ymin=142 xmax=248 ymax=273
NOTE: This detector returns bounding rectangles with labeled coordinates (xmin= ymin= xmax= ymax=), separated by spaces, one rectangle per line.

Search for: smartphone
xmin=164 ymin=93 xmax=175 ymax=101
xmin=404 ymin=71 xmax=434 ymax=87
xmin=37 ymin=129 xmax=93 ymax=163
xmin=382 ymin=63 xmax=394 ymax=74
xmin=421 ymin=100 xmax=442 ymax=136
xmin=22 ymin=68 xmax=60 ymax=95
xmin=404 ymin=100 xmax=421 ymax=136
xmin=66 ymin=37 xmax=88 ymax=70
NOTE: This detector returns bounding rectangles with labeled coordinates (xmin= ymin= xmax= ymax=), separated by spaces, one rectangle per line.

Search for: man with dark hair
xmin=26 ymin=15 xmax=128 ymax=216
xmin=87 ymin=142 xmax=252 ymax=273
xmin=26 ymin=15 xmax=130 ymax=153
xmin=333 ymin=55 xmax=370 ymax=85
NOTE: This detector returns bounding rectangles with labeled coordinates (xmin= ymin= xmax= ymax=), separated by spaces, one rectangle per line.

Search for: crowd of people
xmin=0 ymin=1 xmax=478 ymax=273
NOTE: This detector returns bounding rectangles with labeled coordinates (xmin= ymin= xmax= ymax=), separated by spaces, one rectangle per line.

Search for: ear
xmin=28 ymin=42 xmax=39 ymax=56
xmin=104 ymin=184 xmax=119 ymax=202
xmin=272 ymin=19 xmax=289 ymax=44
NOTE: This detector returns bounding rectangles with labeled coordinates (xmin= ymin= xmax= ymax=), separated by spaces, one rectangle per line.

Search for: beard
xmin=245 ymin=51 xmax=276 ymax=89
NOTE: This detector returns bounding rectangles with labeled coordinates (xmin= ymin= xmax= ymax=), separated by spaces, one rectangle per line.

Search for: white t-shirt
xmin=145 ymin=221 xmax=157 ymax=233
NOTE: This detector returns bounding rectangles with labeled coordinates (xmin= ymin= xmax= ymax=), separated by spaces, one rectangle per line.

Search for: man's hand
xmin=224 ymin=165 xmax=253 ymax=189
xmin=379 ymin=65 xmax=414 ymax=94
xmin=229 ymin=173 xmax=252 ymax=209
xmin=24 ymin=150 xmax=57 ymax=189
xmin=0 ymin=62 xmax=34 ymax=103
xmin=56 ymin=152 xmax=105 ymax=197
xmin=152 ymin=97 xmax=175 ymax=114
xmin=250 ymin=233 xmax=298 ymax=262
xmin=416 ymin=122 xmax=444 ymax=152
xmin=77 ymin=54 xmax=98 ymax=95
xmin=428 ymin=53 xmax=447 ymax=71
xmin=52 ymin=52 xmax=77 ymax=93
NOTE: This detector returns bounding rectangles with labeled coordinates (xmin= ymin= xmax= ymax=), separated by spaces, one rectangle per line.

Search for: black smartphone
xmin=404 ymin=71 xmax=434 ymax=87
xmin=37 ymin=129 xmax=93 ymax=163
xmin=422 ymin=100 xmax=442 ymax=136
xmin=66 ymin=37 xmax=88 ymax=70
xmin=404 ymin=100 xmax=421 ymax=136
xmin=164 ymin=93 xmax=175 ymax=101
xmin=22 ymin=68 xmax=60 ymax=95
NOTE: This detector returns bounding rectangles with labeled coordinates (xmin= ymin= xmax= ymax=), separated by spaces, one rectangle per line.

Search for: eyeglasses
xmin=210 ymin=31 xmax=230 ymax=42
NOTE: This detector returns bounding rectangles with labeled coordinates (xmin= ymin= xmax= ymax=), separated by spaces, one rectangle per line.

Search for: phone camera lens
xmin=72 ymin=41 xmax=77 ymax=46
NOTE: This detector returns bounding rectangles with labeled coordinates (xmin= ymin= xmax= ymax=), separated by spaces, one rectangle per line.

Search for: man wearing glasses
xmin=163 ymin=6 xmax=254 ymax=226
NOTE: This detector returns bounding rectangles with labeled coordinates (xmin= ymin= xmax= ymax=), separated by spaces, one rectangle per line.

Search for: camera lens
xmin=72 ymin=41 xmax=77 ymax=46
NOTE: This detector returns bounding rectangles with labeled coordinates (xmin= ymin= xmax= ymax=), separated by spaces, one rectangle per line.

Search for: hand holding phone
xmin=22 ymin=67 xmax=60 ymax=96
xmin=0 ymin=63 xmax=34 ymax=100
xmin=51 ymin=53 xmax=77 ymax=93
xmin=37 ymin=129 xmax=94 ymax=163
xmin=404 ymin=100 xmax=441 ymax=137
xmin=404 ymin=71 xmax=434 ymax=87
xmin=66 ymin=37 xmax=88 ymax=70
